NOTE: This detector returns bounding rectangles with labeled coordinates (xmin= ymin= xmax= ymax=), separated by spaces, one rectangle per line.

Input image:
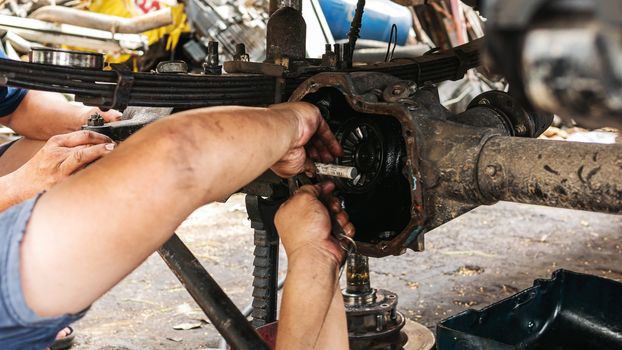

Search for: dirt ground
xmin=72 ymin=194 xmax=622 ymax=350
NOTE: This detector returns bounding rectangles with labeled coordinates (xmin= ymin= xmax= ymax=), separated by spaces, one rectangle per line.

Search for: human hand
xmin=275 ymin=182 xmax=355 ymax=265
xmin=14 ymin=130 xmax=115 ymax=195
xmin=78 ymin=106 xmax=122 ymax=125
xmin=269 ymin=102 xmax=342 ymax=178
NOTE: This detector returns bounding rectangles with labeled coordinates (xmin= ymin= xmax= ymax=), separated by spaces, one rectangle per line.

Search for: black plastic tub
xmin=437 ymin=269 xmax=622 ymax=350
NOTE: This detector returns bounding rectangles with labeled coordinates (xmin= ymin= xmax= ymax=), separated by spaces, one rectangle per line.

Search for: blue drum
xmin=319 ymin=0 xmax=412 ymax=45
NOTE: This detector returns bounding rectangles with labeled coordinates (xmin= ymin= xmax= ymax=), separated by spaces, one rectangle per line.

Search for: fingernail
xmin=105 ymin=143 xmax=115 ymax=151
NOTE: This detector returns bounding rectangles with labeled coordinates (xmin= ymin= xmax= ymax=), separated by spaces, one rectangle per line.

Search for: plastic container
xmin=319 ymin=0 xmax=412 ymax=45
xmin=437 ymin=269 xmax=622 ymax=350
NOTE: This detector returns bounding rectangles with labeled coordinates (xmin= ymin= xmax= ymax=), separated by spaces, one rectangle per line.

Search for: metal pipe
xmin=158 ymin=234 xmax=270 ymax=350
xmin=0 ymin=14 xmax=146 ymax=52
xmin=4 ymin=31 xmax=41 ymax=53
xmin=477 ymin=137 xmax=622 ymax=214
xmin=29 ymin=6 xmax=173 ymax=34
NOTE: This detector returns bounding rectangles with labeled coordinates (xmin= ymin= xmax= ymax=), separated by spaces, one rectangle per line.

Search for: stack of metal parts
xmin=0 ymin=38 xmax=482 ymax=111
xmin=344 ymin=253 xmax=434 ymax=350
xmin=184 ymin=0 xmax=269 ymax=62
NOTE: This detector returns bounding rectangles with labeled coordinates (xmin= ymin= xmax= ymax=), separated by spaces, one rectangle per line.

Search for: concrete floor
xmin=73 ymin=194 xmax=622 ymax=350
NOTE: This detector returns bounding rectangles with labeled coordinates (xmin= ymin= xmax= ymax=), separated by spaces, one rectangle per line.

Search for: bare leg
xmin=1 ymin=137 xmax=71 ymax=347
xmin=0 ymin=138 xmax=45 ymax=176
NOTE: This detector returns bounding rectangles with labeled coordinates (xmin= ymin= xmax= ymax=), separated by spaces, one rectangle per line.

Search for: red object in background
xmin=257 ymin=322 xmax=278 ymax=349
xmin=227 ymin=322 xmax=278 ymax=350
xmin=134 ymin=0 xmax=161 ymax=13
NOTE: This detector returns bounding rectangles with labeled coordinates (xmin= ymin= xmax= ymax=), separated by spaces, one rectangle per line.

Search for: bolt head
xmin=485 ymin=165 xmax=497 ymax=177
xmin=515 ymin=124 xmax=528 ymax=134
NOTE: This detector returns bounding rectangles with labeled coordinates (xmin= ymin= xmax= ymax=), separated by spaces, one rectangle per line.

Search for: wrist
xmin=288 ymin=243 xmax=341 ymax=271
xmin=269 ymin=108 xmax=304 ymax=149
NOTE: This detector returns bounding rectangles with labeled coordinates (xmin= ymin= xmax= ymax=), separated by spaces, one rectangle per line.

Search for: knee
xmin=0 ymin=138 xmax=45 ymax=176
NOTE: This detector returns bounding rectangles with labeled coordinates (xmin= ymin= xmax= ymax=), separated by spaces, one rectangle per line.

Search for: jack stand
xmin=343 ymin=253 xmax=435 ymax=350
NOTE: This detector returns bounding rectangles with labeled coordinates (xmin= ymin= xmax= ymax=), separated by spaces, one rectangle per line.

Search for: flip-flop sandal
xmin=50 ymin=326 xmax=75 ymax=350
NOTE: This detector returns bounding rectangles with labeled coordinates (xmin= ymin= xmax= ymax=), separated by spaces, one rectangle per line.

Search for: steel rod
xmin=158 ymin=234 xmax=270 ymax=350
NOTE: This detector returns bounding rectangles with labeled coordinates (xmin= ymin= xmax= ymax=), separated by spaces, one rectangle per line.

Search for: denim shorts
xmin=0 ymin=196 xmax=86 ymax=350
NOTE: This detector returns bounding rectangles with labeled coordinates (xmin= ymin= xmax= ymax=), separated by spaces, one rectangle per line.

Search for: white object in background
xmin=304 ymin=0 xmax=335 ymax=58
xmin=567 ymin=131 xmax=619 ymax=144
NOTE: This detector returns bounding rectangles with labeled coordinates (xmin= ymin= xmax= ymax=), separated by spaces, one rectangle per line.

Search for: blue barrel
xmin=319 ymin=0 xmax=412 ymax=45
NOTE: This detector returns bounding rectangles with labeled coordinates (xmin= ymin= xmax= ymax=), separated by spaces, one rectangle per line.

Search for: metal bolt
xmin=485 ymin=165 xmax=497 ymax=177
xmin=392 ymin=87 xmax=404 ymax=95
xmin=87 ymin=113 xmax=105 ymax=126
xmin=379 ymin=231 xmax=396 ymax=239
xmin=207 ymin=41 xmax=219 ymax=66
xmin=408 ymin=82 xmax=418 ymax=93
xmin=405 ymin=101 xmax=419 ymax=111
xmin=515 ymin=124 xmax=528 ymax=135
xmin=343 ymin=43 xmax=352 ymax=68
xmin=204 ymin=41 xmax=222 ymax=75
xmin=235 ymin=43 xmax=246 ymax=55
xmin=233 ymin=43 xmax=249 ymax=62
xmin=375 ymin=314 xmax=385 ymax=331
xmin=333 ymin=44 xmax=343 ymax=64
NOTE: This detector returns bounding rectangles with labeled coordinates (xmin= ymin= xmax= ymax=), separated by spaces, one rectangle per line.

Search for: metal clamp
xmin=108 ymin=65 xmax=135 ymax=111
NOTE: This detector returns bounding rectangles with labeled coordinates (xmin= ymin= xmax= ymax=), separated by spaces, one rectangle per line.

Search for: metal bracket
xmin=108 ymin=64 xmax=135 ymax=111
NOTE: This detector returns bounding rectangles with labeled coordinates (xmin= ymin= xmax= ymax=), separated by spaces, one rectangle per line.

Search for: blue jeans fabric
xmin=0 ymin=196 xmax=86 ymax=350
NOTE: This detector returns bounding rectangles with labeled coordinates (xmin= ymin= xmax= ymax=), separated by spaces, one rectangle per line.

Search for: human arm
xmin=20 ymin=102 xmax=341 ymax=317
xmin=0 ymin=90 xmax=121 ymax=140
xmin=0 ymin=131 xmax=115 ymax=212
xmin=275 ymin=183 xmax=355 ymax=350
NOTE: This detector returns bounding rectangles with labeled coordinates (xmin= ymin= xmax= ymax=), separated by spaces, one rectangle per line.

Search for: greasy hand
xmin=275 ymin=182 xmax=355 ymax=264
xmin=78 ymin=106 xmax=122 ymax=125
xmin=269 ymin=102 xmax=342 ymax=178
xmin=14 ymin=130 xmax=115 ymax=194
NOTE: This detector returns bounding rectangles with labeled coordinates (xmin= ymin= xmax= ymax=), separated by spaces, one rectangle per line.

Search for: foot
xmin=45 ymin=326 xmax=75 ymax=350
xmin=55 ymin=328 xmax=71 ymax=341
